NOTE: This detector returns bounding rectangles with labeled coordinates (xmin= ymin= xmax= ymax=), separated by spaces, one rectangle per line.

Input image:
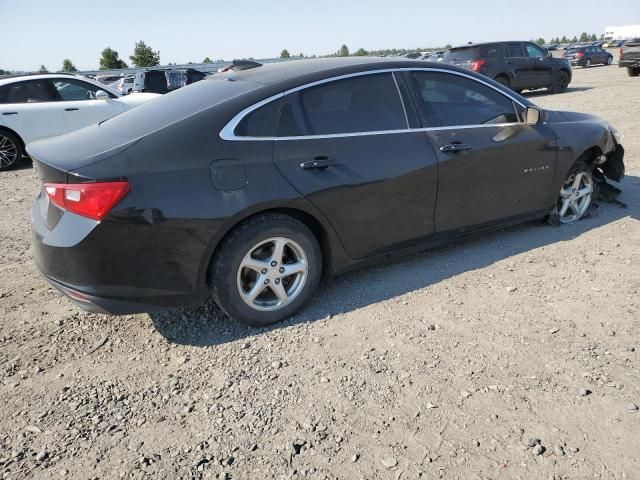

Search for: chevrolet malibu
xmin=28 ymin=58 xmax=625 ymax=326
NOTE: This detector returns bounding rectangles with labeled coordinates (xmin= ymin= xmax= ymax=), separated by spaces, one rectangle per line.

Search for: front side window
xmin=410 ymin=71 xmax=520 ymax=127
xmin=277 ymin=73 xmax=406 ymax=137
xmin=0 ymin=80 xmax=56 ymax=104
xmin=52 ymin=79 xmax=113 ymax=101
xmin=525 ymin=44 xmax=546 ymax=58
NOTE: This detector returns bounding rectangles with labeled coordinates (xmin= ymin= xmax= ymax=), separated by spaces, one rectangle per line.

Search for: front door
xmin=49 ymin=78 xmax=125 ymax=132
xmin=406 ymin=70 xmax=557 ymax=234
xmin=505 ymin=43 xmax=532 ymax=89
xmin=524 ymin=43 xmax=554 ymax=87
xmin=273 ymin=72 xmax=438 ymax=259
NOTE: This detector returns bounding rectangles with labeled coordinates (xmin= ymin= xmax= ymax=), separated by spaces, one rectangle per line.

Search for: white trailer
xmin=603 ymin=25 xmax=640 ymax=41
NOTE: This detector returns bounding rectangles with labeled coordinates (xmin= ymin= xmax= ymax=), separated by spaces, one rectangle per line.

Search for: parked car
xmin=562 ymin=46 xmax=613 ymax=67
xmin=113 ymin=76 xmax=135 ymax=94
xmin=544 ymin=44 xmax=558 ymax=51
xmin=399 ymin=52 xmax=422 ymax=59
xmin=0 ymin=74 xmax=159 ymax=170
xmin=132 ymin=68 xmax=207 ymax=94
xmin=419 ymin=51 xmax=446 ymax=62
xmin=619 ymin=38 xmax=640 ymax=76
xmin=442 ymin=41 xmax=572 ymax=93
xmin=28 ymin=58 xmax=624 ymax=326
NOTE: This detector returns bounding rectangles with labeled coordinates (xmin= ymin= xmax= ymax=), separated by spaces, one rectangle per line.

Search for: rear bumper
xmin=619 ymin=59 xmax=640 ymax=68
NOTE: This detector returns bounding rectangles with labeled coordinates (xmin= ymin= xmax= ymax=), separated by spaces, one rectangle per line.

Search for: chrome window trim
xmin=219 ymin=67 xmax=528 ymax=141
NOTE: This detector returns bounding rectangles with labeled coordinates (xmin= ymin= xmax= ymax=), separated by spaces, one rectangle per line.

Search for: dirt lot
xmin=1 ymin=56 xmax=639 ymax=480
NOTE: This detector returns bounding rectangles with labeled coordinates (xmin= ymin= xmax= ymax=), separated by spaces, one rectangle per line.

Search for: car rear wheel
xmin=0 ymin=131 xmax=23 ymax=172
xmin=606 ymin=56 xmax=613 ymax=65
xmin=584 ymin=58 xmax=592 ymax=68
xmin=628 ymin=67 xmax=640 ymax=77
xmin=494 ymin=75 xmax=510 ymax=88
xmin=549 ymin=71 xmax=570 ymax=93
xmin=210 ymin=213 xmax=322 ymax=327
xmin=551 ymin=161 xmax=594 ymax=224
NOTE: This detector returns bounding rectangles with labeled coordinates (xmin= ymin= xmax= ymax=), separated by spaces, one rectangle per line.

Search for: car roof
xmin=0 ymin=73 xmax=90 ymax=86
xmin=214 ymin=57 xmax=448 ymax=87
xmin=449 ymin=41 xmax=533 ymax=49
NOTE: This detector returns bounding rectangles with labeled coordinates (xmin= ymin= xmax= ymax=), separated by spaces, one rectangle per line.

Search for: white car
xmin=0 ymin=73 xmax=159 ymax=171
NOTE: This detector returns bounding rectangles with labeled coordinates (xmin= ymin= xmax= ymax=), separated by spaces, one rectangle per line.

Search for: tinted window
xmin=525 ymin=44 xmax=545 ymax=58
xmin=443 ymin=48 xmax=479 ymax=62
xmin=0 ymin=80 xmax=56 ymax=103
xmin=52 ymin=79 xmax=112 ymax=101
xmin=235 ymin=98 xmax=282 ymax=137
xmin=277 ymin=73 xmax=406 ymax=136
xmin=410 ymin=72 xmax=519 ymax=127
xmin=507 ymin=44 xmax=526 ymax=57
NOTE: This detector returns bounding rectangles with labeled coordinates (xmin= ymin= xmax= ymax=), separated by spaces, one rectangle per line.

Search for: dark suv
xmin=442 ymin=41 xmax=572 ymax=93
xmin=562 ymin=46 xmax=613 ymax=67
xmin=619 ymin=38 xmax=640 ymax=76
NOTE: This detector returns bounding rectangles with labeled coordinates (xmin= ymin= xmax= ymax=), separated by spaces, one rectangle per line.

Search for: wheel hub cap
xmin=555 ymin=171 xmax=593 ymax=223
xmin=237 ymin=237 xmax=308 ymax=312
xmin=0 ymin=135 xmax=18 ymax=168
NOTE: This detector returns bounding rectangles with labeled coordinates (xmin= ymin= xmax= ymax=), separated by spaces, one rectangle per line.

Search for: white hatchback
xmin=0 ymin=74 xmax=159 ymax=170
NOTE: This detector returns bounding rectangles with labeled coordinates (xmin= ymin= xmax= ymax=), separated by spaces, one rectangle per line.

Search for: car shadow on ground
xmin=523 ymin=86 xmax=593 ymax=98
xmin=149 ymin=175 xmax=639 ymax=347
xmin=2 ymin=157 xmax=33 ymax=172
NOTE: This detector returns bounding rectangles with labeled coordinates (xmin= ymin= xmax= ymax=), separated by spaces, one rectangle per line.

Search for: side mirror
xmin=95 ymin=90 xmax=110 ymax=101
xmin=526 ymin=107 xmax=542 ymax=125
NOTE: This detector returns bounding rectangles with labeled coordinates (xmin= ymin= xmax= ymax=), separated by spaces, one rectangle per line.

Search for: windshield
xmin=99 ymin=76 xmax=260 ymax=138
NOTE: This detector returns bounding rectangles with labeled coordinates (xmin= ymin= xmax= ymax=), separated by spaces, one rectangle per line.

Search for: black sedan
xmin=28 ymin=58 xmax=625 ymax=326
xmin=562 ymin=46 xmax=614 ymax=67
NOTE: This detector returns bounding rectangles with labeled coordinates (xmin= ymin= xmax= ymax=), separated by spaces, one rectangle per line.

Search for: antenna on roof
xmin=231 ymin=59 xmax=262 ymax=71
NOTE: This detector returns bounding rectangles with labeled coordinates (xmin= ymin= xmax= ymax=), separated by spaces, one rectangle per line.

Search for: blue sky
xmin=1 ymin=0 xmax=639 ymax=71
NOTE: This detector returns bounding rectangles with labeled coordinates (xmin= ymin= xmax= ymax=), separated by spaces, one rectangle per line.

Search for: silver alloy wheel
xmin=607 ymin=56 xmax=613 ymax=65
xmin=585 ymin=58 xmax=591 ymax=68
xmin=554 ymin=170 xmax=594 ymax=223
xmin=0 ymin=134 xmax=19 ymax=169
xmin=236 ymin=237 xmax=308 ymax=311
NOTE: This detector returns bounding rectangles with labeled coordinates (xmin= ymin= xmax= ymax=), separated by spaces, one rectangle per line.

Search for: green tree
xmin=280 ymin=49 xmax=290 ymax=58
xmin=61 ymin=59 xmax=77 ymax=72
xmin=444 ymin=44 xmax=452 ymax=49
xmin=560 ymin=35 xmax=568 ymax=43
xmin=535 ymin=37 xmax=546 ymax=46
xmin=590 ymin=33 xmax=598 ymax=41
xmin=354 ymin=48 xmax=368 ymax=56
xmin=99 ymin=47 xmax=128 ymax=70
xmin=38 ymin=65 xmax=48 ymax=73
xmin=579 ymin=32 xmax=590 ymax=42
xmin=571 ymin=35 xmax=578 ymax=43
xmin=202 ymin=57 xmax=213 ymax=63
xmin=129 ymin=40 xmax=160 ymax=68
xmin=338 ymin=44 xmax=349 ymax=56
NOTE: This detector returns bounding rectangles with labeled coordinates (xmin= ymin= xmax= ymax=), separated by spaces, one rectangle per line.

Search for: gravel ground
xmin=1 ymin=54 xmax=639 ymax=480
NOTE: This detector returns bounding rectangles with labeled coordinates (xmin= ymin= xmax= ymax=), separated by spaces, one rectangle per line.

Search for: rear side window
xmin=507 ymin=44 xmax=526 ymax=58
xmin=277 ymin=73 xmax=406 ymax=137
xmin=0 ymin=80 xmax=56 ymax=104
xmin=442 ymin=48 xmax=479 ymax=62
xmin=410 ymin=71 xmax=520 ymax=127
xmin=235 ymin=98 xmax=282 ymax=137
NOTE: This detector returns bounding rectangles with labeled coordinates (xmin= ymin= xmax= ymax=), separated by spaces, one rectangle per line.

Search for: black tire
xmin=584 ymin=58 xmax=591 ymax=68
xmin=606 ymin=56 xmax=613 ymax=65
xmin=628 ymin=67 xmax=640 ymax=77
xmin=210 ymin=213 xmax=322 ymax=327
xmin=0 ymin=131 xmax=23 ymax=172
xmin=494 ymin=75 xmax=510 ymax=88
xmin=549 ymin=70 xmax=570 ymax=93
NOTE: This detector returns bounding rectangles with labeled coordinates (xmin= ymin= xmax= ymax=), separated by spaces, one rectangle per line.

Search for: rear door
xmin=0 ymin=79 xmax=67 ymax=143
xmin=524 ymin=43 xmax=554 ymax=87
xmin=273 ymin=72 xmax=439 ymax=259
xmin=50 ymin=78 xmax=125 ymax=132
xmin=505 ymin=43 xmax=531 ymax=88
xmin=406 ymin=70 xmax=557 ymax=233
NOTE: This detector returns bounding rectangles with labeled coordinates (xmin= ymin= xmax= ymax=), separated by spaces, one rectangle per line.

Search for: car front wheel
xmin=0 ymin=131 xmax=23 ymax=172
xmin=606 ymin=56 xmax=613 ymax=65
xmin=549 ymin=71 xmax=570 ymax=93
xmin=552 ymin=161 xmax=595 ymax=224
xmin=211 ymin=213 xmax=322 ymax=327
xmin=628 ymin=67 xmax=640 ymax=77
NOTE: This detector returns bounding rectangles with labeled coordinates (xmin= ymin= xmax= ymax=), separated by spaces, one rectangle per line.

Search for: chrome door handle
xmin=440 ymin=143 xmax=471 ymax=153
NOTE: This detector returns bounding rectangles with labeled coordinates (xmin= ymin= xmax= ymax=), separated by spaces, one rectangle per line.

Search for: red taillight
xmin=620 ymin=48 xmax=624 ymax=56
xmin=470 ymin=59 xmax=486 ymax=72
xmin=44 ymin=182 xmax=130 ymax=221
xmin=576 ymin=51 xmax=585 ymax=57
